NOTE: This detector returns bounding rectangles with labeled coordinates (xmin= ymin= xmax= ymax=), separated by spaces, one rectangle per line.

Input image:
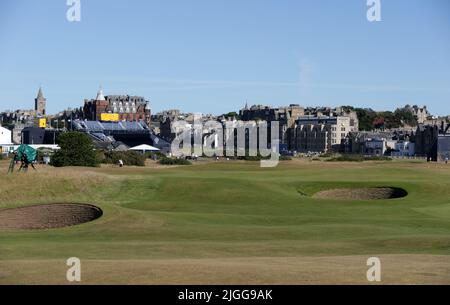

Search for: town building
xmin=415 ymin=122 xmax=450 ymax=161
xmin=21 ymin=127 xmax=61 ymax=145
xmin=405 ymin=105 xmax=430 ymax=124
xmin=293 ymin=115 xmax=351 ymax=153
xmin=35 ymin=87 xmax=47 ymax=116
xmin=83 ymin=88 xmax=151 ymax=123
xmin=0 ymin=126 xmax=12 ymax=145
xmin=157 ymin=109 xmax=183 ymax=142
xmin=415 ymin=124 xmax=439 ymax=158
xmin=392 ymin=141 xmax=415 ymax=157
xmin=239 ymin=104 xmax=305 ymax=150
xmin=240 ymin=104 xmax=305 ymax=124
xmin=342 ymin=131 xmax=413 ymax=156
xmin=304 ymin=106 xmax=359 ymax=132
xmin=11 ymin=123 xmax=27 ymax=144
xmin=0 ymin=125 xmax=13 ymax=155
xmin=0 ymin=109 xmax=37 ymax=125
xmin=437 ymin=135 xmax=450 ymax=162
xmin=363 ymin=138 xmax=397 ymax=156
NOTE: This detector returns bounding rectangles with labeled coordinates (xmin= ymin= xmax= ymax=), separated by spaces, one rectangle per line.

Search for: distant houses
xmin=342 ymin=131 xmax=413 ymax=157
xmin=0 ymin=87 xmax=449 ymax=162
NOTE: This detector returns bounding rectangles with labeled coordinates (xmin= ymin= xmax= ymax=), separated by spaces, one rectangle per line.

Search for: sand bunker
xmin=313 ymin=187 xmax=408 ymax=200
xmin=0 ymin=204 xmax=103 ymax=230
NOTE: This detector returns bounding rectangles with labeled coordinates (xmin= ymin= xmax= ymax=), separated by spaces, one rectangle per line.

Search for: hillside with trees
xmin=342 ymin=106 xmax=419 ymax=131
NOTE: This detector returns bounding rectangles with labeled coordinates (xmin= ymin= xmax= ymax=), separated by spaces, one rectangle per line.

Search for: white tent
xmin=129 ymin=144 xmax=160 ymax=153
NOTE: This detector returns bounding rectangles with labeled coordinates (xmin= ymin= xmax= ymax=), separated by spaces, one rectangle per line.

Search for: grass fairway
xmin=0 ymin=159 xmax=449 ymax=284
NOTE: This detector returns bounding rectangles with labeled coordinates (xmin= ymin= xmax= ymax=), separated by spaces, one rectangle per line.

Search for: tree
xmin=222 ymin=112 xmax=241 ymax=120
xmin=355 ymin=108 xmax=377 ymax=131
xmin=373 ymin=116 xmax=385 ymax=129
xmin=375 ymin=111 xmax=402 ymax=129
xmin=51 ymin=132 xmax=100 ymax=167
xmin=394 ymin=107 xmax=417 ymax=127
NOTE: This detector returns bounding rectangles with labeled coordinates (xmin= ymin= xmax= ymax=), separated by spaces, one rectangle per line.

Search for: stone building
xmin=240 ymin=104 xmax=305 ymax=150
xmin=158 ymin=110 xmax=182 ymax=142
xmin=342 ymin=131 xmax=412 ymax=156
xmin=1 ymin=109 xmax=37 ymax=125
xmin=437 ymin=135 xmax=450 ymax=161
xmin=293 ymin=115 xmax=352 ymax=153
xmin=240 ymin=104 xmax=304 ymax=124
xmin=35 ymin=87 xmax=46 ymax=116
xmin=295 ymin=124 xmax=330 ymax=153
xmin=11 ymin=124 xmax=26 ymax=144
xmin=303 ymin=106 xmax=359 ymax=132
xmin=423 ymin=116 xmax=449 ymax=128
xmin=415 ymin=124 xmax=439 ymax=158
xmin=405 ymin=105 xmax=430 ymax=124
xmin=414 ymin=122 xmax=450 ymax=161
xmin=392 ymin=141 xmax=415 ymax=157
xmin=83 ymin=88 xmax=151 ymax=123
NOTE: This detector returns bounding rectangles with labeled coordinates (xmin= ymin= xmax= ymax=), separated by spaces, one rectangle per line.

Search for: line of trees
xmin=343 ymin=106 xmax=419 ymax=131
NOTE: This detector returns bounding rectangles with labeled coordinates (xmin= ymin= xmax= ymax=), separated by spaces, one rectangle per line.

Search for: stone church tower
xmin=35 ymin=87 xmax=46 ymax=116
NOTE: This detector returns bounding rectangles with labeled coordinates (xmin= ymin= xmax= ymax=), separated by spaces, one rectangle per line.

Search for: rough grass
xmin=0 ymin=159 xmax=449 ymax=284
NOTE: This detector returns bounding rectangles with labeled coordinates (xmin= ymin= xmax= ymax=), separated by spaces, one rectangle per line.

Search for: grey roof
xmin=37 ymin=87 xmax=45 ymax=99
xmin=72 ymin=120 xmax=149 ymax=132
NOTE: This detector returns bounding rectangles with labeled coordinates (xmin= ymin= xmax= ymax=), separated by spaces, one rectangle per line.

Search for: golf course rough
xmin=0 ymin=160 xmax=449 ymax=284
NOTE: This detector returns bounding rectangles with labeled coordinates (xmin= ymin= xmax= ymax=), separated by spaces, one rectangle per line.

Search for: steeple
xmin=96 ymin=86 xmax=106 ymax=101
xmin=35 ymin=86 xmax=46 ymax=116
xmin=37 ymin=86 xmax=45 ymax=99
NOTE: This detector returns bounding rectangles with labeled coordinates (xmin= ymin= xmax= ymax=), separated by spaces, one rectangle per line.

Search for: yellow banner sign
xmin=101 ymin=113 xmax=120 ymax=122
xmin=39 ymin=118 xmax=47 ymax=128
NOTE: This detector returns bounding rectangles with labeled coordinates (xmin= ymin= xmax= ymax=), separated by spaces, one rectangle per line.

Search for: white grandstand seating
xmin=73 ymin=120 xmax=148 ymax=132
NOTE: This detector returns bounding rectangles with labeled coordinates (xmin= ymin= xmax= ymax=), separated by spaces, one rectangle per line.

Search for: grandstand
xmin=72 ymin=120 xmax=171 ymax=152
xmin=73 ymin=120 xmax=148 ymax=132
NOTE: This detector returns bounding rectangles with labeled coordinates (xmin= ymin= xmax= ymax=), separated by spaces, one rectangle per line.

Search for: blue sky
xmin=0 ymin=0 xmax=449 ymax=115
